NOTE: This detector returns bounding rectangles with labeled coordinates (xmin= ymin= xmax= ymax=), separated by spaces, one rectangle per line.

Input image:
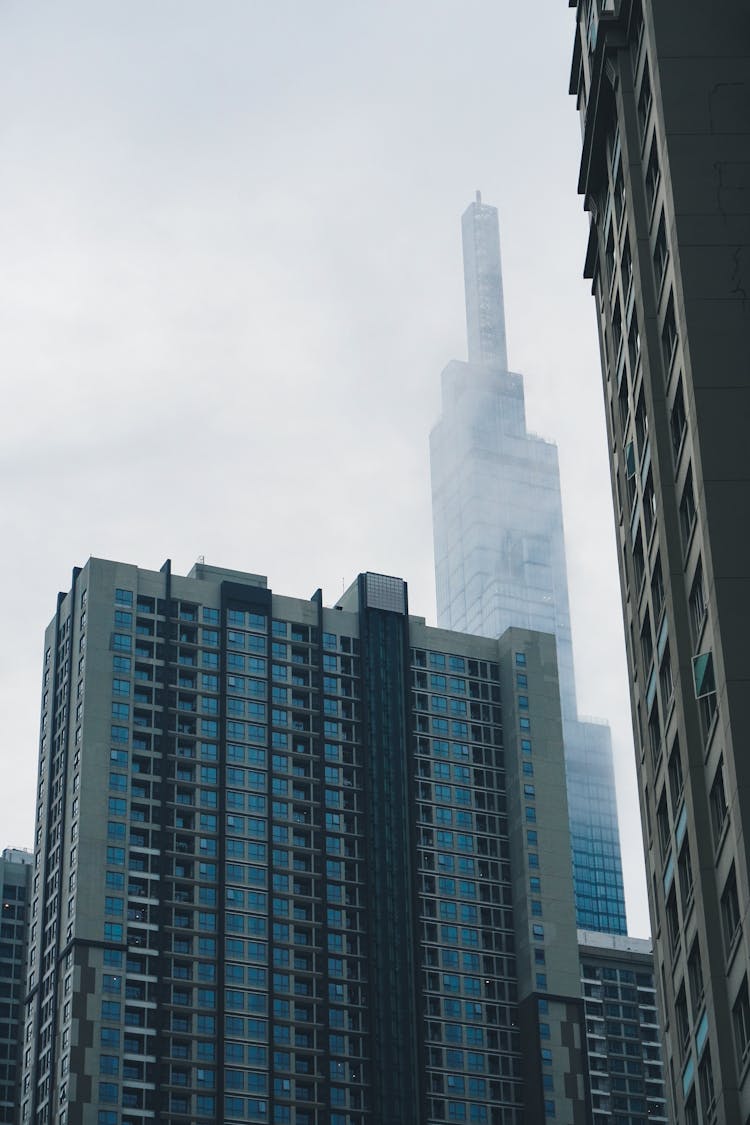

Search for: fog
xmin=0 ymin=1 xmax=649 ymax=934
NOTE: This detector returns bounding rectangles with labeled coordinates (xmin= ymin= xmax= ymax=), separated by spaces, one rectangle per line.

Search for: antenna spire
xmin=461 ymin=194 xmax=508 ymax=370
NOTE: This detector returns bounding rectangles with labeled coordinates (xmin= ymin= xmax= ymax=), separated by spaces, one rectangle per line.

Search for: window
xmin=665 ymin=888 xmax=680 ymax=954
xmin=628 ymin=318 xmax=640 ymax=375
xmin=667 ymin=740 xmax=683 ymax=813
xmin=722 ymin=866 xmax=741 ymax=954
xmin=634 ymin=387 xmax=648 ymax=452
xmin=99 ymin=1054 xmax=119 ymax=1075
xmin=612 ymin=294 xmax=623 ymax=357
xmin=618 ymin=369 xmax=630 ymax=434
xmin=728 ymin=977 xmax=750 ymax=1078
xmin=678 ymin=842 xmax=693 ymax=912
xmin=699 ymin=675 xmax=718 ymax=737
xmin=638 ymin=65 xmax=652 ymax=133
xmin=613 ymin=166 xmax=625 ymax=228
xmin=670 ymin=376 xmax=686 ymax=462
xmin=643 ymin=470 xmax=656 ymax=540
xmin=653 ymin=210 xmax=668 ymax=289
xmin=648 ymin=704 xmax=661 ymax=768
xmin=645 ymin=138 xmax=660 ymax=212
xmin=621 ymin=233 xmax=633 ymax=297
xmin=662 ymin=292 xmax=677 ymax=373
xmin=710 ymin=758 xmax=728 ymax=846
xmin=689 ymin=562 xmax=706 ymax=644
xmin=675 ymin=984 xmax=690 ymax=1058
xmin=688 ymin=939 xmax=704 ymax=1018
xmin=660 ymin=646 xmax=674 ymax=711
xmin=640 ymin=612 xmax=653 ymax=672
xmin=679 ymin=468 xmax=696 ymax=550
xmin=698 ymin=1047 xmax=715 ymax=1116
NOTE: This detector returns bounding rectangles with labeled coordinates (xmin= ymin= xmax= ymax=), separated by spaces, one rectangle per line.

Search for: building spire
xmin=461 ymin=193 xmax=508 ymax=370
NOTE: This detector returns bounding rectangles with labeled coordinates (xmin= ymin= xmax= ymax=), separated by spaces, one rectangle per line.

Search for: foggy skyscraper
xmin=430 ymin=194 xmax=627 ymax=935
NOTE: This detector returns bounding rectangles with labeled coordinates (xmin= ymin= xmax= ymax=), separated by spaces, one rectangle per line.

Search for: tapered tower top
xmin=461 ymin=192 xmax=508 ymax=370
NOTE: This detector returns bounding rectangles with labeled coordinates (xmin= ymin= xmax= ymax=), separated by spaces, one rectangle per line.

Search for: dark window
xmin=634 ymin=389 xmax=648 ymax=454
xmin=643 ymin=471 xmax=657 ymax=540
xmin=661 ymin=292 xmax=677 ymax=372
xmin=614 ymin=166 xmax=626 ymax=227
xmin=666 ymin=888 xmax=680 ymax=954
xmin=710 ymin=758 xmax=728 ymax=846
xmin=689 ymin=562 xmax=706 ymax=645
xmin=638 ymin=66 xmax=652 ymax=134
xmin=733 ymin=977 xmax=750 ymax=1066
xmin=688 ymin=939 xmax=704 ymax=1017
xmin=668 ymin=739 xmax=683 ymax=814
xmin=670 ymin=378 xmax=687 ymax=462
xmin=700 ymin=688 xmax=718 ymax=740
xmin=640 ymin=611 xmax=654 ymax=672
xmin=651 ymin=554 xmax=664 ymax=621
xmin=612 ymin=295 xmax=623 ymax=357
xmin=621 ymin=234 xmax=633 ymax=297
xmin=721 ymin=866 xmax=741 ymax=954
xmin=645 ymin=138 xmax=660 ymax=212
xmin=653 ymin=211 xmax=668 ymax=290
xmin=660 ymin=645 xmax=674 ymax=711
xmin=656 ymin=793 xmax=670 ymax=862
xmin=675 ymin=984 xmax=690 ymax=1059
xmin=628 ymin=319 xmax=641 ymax=375
xmin=633 ymin=528 xmax=645 ymax=590
xmin=649 ymin=705 xmax=662 ymax=769
xmin=606 ymin=226 xmax=616 ymax=290
xmin=679 ymin=469 xmax=696 ymax=551
xmin=618 ymin=372 xmax=630 ymax=432
xmin=678 ymin=842 xmax=693 ymax=913
xmin=698 ymin=1047 xmax=715 ymax=1117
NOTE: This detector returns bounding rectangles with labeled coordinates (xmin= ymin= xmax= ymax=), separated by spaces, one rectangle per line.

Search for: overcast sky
xmin=0 ymin=0 xmax=650 ymax=935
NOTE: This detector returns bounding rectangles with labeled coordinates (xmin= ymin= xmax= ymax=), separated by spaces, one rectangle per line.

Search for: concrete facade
xmin=569 ymin=1 xmax=750 ymax=1121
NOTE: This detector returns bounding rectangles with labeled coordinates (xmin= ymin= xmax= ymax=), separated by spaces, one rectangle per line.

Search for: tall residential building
xmin=569 ymin=0 xmax=750 ymax=1120
xmin=578 ymin=929 xmax=668 ymax=1124
xmin=0 ymin=848 xmax=32 ymax=1124
xmin=22 ymin=557 xmax=589 ymax=1125
xmin=430 ymin=193 xmax=627 ymax=935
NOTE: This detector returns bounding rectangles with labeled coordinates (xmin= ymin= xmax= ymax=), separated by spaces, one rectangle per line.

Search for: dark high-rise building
xmin=22 ymin=557 xmax=590 ymax=1125
xmin=578 ymin=929 xmax=668 ymax=1124
xmin=431 ymin=193 xmax=627 ymax=935
xmin=0 ymin=849 xmax=32 ymax=1124
xmin=569 ymin=1 xmax=750 ymax=1120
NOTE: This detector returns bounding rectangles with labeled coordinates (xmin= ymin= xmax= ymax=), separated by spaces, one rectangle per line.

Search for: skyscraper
xmin=569 ymin=0 xmax=750 ymax=1120
xmin=431 ymin=193 xmax=627 ymax=935
xmin=0 ymin=848 xmax=32 ymax=1124
xmin=23 ymin=556 xmax=589 ymax=1125
xmin=578 ymin=929 xmax=668 ymax=1124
